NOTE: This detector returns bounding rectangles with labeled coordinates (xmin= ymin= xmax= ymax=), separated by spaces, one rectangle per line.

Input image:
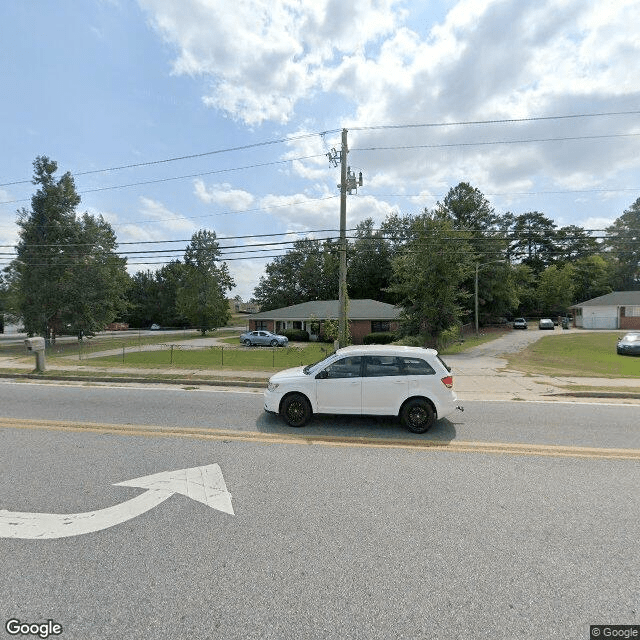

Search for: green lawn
xmin=84 ymin=330 xmax=515 ymax=371
xmin=505 ymin=332 xmax=640 ymax=378
xmin=88 ymin=343 xmax=334 ymax=370
xmin=39 ymin=330 xmax=204 ymax=359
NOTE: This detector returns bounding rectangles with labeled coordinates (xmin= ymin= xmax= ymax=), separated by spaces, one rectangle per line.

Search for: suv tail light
xmin=441 ymin=375 xmax=453 ymax=389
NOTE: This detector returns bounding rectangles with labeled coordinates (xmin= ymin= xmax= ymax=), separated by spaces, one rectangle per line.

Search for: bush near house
xmin=282 ymin=329 xmax=310 ymax=342
xmin=363 ymin=332 xmax=397 ymax=345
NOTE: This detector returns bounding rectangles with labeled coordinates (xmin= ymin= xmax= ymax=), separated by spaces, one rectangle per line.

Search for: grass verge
xmin=440 ymin=330 xmax=511 ymax=355
xmin=505 ymin=332 xmax=640 ymax=378
xmin=85 ymin=343 xmax=334 ymax=371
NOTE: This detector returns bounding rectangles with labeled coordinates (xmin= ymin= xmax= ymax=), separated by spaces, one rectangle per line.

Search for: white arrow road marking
xmin=0 ymin=464 xmax=233 ymax=540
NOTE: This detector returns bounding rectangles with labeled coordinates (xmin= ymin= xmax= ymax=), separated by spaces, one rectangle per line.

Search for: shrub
xmin=436 ymin=325 xmax=462 ymax=350
xmin=393 ymin=335 xmax=425 ymax=347
xmin=282 ymin=329 xmax=310 ymax=342
xmin=363 ymin=332 xmax=397 ymax=345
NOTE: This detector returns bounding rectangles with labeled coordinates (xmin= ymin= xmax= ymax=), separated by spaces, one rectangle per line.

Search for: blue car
xmin=240 ymin=330 xmax=289 ymax=347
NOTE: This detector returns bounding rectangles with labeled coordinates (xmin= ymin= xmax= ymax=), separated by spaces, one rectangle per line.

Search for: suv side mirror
xmin=316 ymin=370 xmax=328 ymax=380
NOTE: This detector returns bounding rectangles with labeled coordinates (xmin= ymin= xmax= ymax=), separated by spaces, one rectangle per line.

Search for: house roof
xmin=570 ymin=291 xmax=640 ymax=308
xmin=250 ymin=299 xmax=400 ymax=320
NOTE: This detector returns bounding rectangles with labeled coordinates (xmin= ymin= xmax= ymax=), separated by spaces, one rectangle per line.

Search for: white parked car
xmin=264 ymin=345 xmax=463 ymax=433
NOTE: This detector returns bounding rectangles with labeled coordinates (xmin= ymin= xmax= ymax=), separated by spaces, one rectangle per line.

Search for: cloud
xmin=138 ymin=0 xmax=402 ymax=124
xmin=112 ymin=197 xmax=197 ymax=254
xmin=0 ymin=192 xmax=19 ymax=259
xmin=227 ymin=257 xmax=271 ymax=301
xmin=193 ymin=180 xmax=255 ymax=210
xmin=139 ymin=0 xmax=640 ymax=235
xmin=257 ymin=192 xmax=339 ymax=230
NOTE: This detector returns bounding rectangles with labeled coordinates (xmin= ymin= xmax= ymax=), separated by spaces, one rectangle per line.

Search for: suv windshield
xmin=303 ymin=353 xmax=335 ymax=375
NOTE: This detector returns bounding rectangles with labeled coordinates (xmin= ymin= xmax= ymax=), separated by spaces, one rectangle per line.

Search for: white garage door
xmin=583 ymin=314 xmax=618 ymax=329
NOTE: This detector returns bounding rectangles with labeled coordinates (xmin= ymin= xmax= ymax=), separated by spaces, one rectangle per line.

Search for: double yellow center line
xmin=1 ymin=417 xmax=639 ymax=460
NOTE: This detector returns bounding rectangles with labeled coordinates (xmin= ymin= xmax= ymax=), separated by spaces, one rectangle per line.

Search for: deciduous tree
xmin=252 ymin=238 xmax=339 ymax=310
xmin=536 ymin=264 xmax=575 ymax=316
xmin=606 ymin=198 xmax=640 ymax=289
xmin=388 ymin=213 xmax=473 ymax=343
xmin=347 ymin=218 xmax=394 ymax=303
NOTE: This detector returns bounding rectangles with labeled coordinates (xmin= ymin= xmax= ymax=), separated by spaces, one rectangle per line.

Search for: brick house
xmin=570 ymin=291 xmax=640 ymax=330
xmin=247 ymin=299 xmax=401 ymax=344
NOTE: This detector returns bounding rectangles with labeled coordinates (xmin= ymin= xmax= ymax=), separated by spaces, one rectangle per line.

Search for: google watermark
xmin=591 ymin=626 xmax=640 ymax=639
xmin=5 ymin=619 xmax=62 ymax=639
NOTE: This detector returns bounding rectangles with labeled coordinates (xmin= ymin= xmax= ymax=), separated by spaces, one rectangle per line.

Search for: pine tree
xmin=8 ymin=156 xmax=129 ymax=339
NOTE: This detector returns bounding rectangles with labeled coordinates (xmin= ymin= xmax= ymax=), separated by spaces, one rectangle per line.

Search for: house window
xmin=371 ymin=321 xmax=390 ymax=333
xmin=626 ymin=306 xmax=640 ymax=317
xmin=256 ymin=321 xmax=268 ymax=330
xmin=293 ymin=321 xmax=302 ymax=329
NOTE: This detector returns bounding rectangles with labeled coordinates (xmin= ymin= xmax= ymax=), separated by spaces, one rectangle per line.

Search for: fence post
xmin=122 ymin=346 xmax=125 ymax=364
xmin=170 ymin=345 xmax=174 ymax=365
xmin=221 ymin=346 xmax=224 ymax=367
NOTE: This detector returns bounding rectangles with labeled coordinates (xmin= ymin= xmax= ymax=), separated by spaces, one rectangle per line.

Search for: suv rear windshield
xmin=437 ymin=356 xmax=451 ymax=373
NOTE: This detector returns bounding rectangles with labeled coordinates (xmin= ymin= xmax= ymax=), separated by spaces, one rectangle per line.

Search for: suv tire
xmin=401 ymin=398 xmax=435 ymax=433
xmin=281 ymin=393 xmax=311 ymax=428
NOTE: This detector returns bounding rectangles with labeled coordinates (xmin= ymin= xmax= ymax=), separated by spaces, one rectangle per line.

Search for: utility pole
xmin=327 ymin=129 xmax=363 ymax=349
xmin=338 ymin=129 xmax=348 ymax=349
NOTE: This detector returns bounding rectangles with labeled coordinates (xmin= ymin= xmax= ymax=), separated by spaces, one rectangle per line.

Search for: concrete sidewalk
xmin=444 ymin=354 xmax=640 ymax=403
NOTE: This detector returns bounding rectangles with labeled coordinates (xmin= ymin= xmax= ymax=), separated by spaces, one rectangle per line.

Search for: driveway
xmin=445 ymin=328 xmax=639 ymax=402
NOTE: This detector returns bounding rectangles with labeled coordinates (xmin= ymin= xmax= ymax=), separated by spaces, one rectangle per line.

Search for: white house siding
xmin=581 ymin=306 xmax=619 ymax=329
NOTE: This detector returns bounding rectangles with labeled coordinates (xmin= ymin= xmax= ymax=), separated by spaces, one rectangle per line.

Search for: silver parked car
xmin=617 ymin=332 xmax=640 ymax=356
xmin=539 ymin=318 xmax=555 ymax=330
xmin=240 ymin=330 xmax=289 ymax=347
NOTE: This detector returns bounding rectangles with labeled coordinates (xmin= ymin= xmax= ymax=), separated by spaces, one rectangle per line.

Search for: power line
xmin=352 ymin=132 xmax=640 ymax=154
xmin=2 ymin=109 xmax=638 ymax=194
xmin=350 ymin=109 xmax=640 ymax=131
xmin=365 ymin=187 xmax=640 ymax=198
xmin=0 ymin=131 xmax=335 ymax=188
xmin=3 ymin=227 xmax=638 ymax=252
xmin=2 ymin=230 xmax=638 ymax=265
xmin=0 ymin=155 xmax=329 ymax=206
xmin=0 ymin=227 xmax=349 ymax=249
xmin=0 ymin=193 xmax=340 ymax=234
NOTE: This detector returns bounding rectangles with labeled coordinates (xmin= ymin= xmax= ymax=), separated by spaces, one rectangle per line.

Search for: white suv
xmin=264 ymin=345 xmax=462 ymax=433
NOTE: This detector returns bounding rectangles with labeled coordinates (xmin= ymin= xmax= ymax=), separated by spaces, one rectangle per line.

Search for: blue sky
xmin=1 ymin=0 xmax=639 ymax=300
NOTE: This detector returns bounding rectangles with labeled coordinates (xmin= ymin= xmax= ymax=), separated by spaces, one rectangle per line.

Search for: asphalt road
xmin=0 ymin=380 xmax=638 ymax=449
xmin=1 ymin=382 xmax=639 ymax=639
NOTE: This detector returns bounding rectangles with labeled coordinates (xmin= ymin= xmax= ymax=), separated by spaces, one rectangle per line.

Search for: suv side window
xmin=399 ymin=356 xmax=435 ymax=376
xmin=364 ymin=355 xmax=404 ymax=377
xmin=363 ymin=355 xmax=436 ymax=376
xmin=322 ymin=356 xmax=363 ymax=379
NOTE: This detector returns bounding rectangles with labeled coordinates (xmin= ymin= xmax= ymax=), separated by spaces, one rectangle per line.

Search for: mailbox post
xmin=24 ymin=337 xmax=46 ymax=372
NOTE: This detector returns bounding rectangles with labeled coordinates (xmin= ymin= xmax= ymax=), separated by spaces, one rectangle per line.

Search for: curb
xmin=0 ymin=372 xmax=266 ymax=389
xmin=2 ymin=371 xmax=639 ymax=400
xmin=547 ymin=391 xmax=640 ymax=400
